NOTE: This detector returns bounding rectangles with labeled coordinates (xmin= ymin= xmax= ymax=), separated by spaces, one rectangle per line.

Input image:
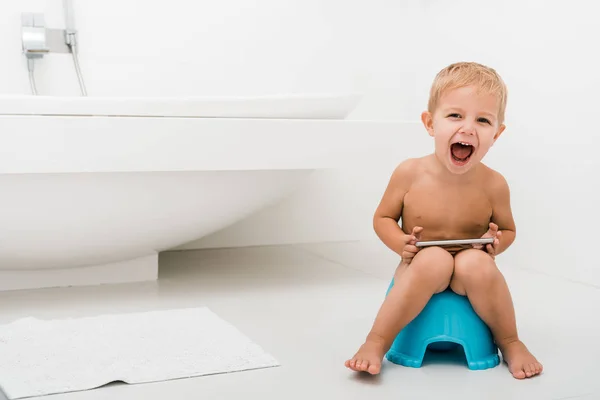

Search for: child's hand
xmin=474 ymin=222 xmax=502 ymax=258
xmin=401 ymin=226 xmax=423 ymax=264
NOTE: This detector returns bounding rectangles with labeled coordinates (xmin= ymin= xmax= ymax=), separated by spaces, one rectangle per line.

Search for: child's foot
xmin=499 ymin=340 xmax=543 ymax=379
xmin=345 ymin=339 xmax=386 ymax=375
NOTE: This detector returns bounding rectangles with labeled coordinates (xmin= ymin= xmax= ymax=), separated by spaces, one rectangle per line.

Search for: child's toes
xmin=525 ymin=364 xmax=535 ymax=377
xmin=367 ymin=362 xmax=381 ymax=375
xmin=535 ymin=362 xmax=544 ymax=375
xmin=347 ymin=359 xmax=358 ymax=371
xmin=510 ymin=366 xmax=526 ymax=379
xmin=358 ymin=360 xmax=370 ymax=372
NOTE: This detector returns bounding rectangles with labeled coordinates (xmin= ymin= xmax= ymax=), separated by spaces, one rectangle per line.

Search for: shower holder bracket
xmin=22 ymin=12 xmax=72 ymax=57
xmin=46 ymin=28 xmax=72 ymax=54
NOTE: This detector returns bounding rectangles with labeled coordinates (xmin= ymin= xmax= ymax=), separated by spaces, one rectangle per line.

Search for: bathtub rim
xmin=0 ymin=92 xmax=362 ymax=119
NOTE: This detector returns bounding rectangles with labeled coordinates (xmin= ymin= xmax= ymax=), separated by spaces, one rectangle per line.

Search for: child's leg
xmin=450 ymin=249 xmax=543 ymax=379
xmin=346 ymin=246 xmax=454 ymax=374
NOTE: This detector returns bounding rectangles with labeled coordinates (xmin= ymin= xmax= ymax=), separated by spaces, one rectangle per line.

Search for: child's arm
xmin=373 ymin=159 xmax=417 ymax=256
xmin=489 ymin=172 xmax=517 ymax=256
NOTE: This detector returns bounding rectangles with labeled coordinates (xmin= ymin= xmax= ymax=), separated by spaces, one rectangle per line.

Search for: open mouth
xmin=450 ymin=142 xmax=474 ymax=165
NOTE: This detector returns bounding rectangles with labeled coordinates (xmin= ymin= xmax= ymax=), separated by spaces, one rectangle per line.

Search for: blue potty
xmin=385 ymin=280 xmax=500 ymax=370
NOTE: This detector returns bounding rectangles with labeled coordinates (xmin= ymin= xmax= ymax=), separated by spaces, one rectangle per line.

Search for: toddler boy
xmin=345 ymin=62 xmax=543 ymax=379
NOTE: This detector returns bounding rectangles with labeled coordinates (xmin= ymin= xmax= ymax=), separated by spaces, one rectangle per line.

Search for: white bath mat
xmin=0 ymin=308 xmax=279 ymax=399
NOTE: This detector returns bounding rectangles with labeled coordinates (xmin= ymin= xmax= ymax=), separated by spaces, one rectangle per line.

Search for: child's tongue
xmin=451 ymin=143 xmax=473 ymax=160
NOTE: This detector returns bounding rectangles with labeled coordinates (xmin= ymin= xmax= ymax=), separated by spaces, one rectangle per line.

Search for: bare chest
xmin=402 ymin=181 xmax=492 ymax=240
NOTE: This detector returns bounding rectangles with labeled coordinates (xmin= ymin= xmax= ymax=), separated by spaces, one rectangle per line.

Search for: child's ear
xmin=421 ymin=111 xmax=435 ymax=137
xmin=493 ymin=124 xmax=506 ymax=143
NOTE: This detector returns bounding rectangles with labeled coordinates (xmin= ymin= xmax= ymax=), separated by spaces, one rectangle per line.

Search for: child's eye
xmin=447 ymin=113 xmax=461 ymax=118
xmin=478 ymin=118 xmax=491 ymax=124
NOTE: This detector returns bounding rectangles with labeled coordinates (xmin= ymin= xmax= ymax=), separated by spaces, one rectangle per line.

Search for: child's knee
xmin=453 ymin=249 xmax=498 ymax=286
xmin=410 ymin=246 xmax=454 ymax=287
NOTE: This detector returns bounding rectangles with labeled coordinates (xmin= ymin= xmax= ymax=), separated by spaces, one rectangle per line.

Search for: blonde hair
xmin=427 ymin=62 xmax=508 ymax=124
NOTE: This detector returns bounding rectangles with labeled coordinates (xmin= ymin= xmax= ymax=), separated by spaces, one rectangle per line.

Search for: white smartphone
xmin=415 ymin=237 xmax=494 ymax=248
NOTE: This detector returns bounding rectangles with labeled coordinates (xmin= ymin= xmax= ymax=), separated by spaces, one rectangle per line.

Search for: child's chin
xmin=447 ymin=156 xmax=475 ymax=173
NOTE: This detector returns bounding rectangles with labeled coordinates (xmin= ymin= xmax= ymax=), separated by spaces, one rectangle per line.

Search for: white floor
xmin=1 ymin=241 xmax=598 ymax=400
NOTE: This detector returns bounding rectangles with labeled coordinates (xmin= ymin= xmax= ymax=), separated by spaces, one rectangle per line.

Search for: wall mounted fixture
xmin=21 ymin=0 xmax=87 ymax=96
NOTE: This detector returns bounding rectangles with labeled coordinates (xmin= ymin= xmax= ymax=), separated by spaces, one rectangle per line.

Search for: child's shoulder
xmin=389 ymin=156 xmax=426 ymax=182
xmin=395 ymin=157 xmax=425 ymax=172
xmin=478 ymin=163 xmax=510 ymax=192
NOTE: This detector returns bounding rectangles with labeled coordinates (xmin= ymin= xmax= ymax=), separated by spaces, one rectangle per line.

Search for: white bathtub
xmin=0 ymin=93 xmax=400 ymax=291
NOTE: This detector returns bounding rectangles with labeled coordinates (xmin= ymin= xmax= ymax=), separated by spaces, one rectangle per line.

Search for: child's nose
xmin=459 ymin=122 xmax=476 ymax=135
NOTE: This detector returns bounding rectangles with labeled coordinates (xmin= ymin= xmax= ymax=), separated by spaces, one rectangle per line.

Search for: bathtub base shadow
xmin=0 ymin=253 xmax=158 ymax=292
